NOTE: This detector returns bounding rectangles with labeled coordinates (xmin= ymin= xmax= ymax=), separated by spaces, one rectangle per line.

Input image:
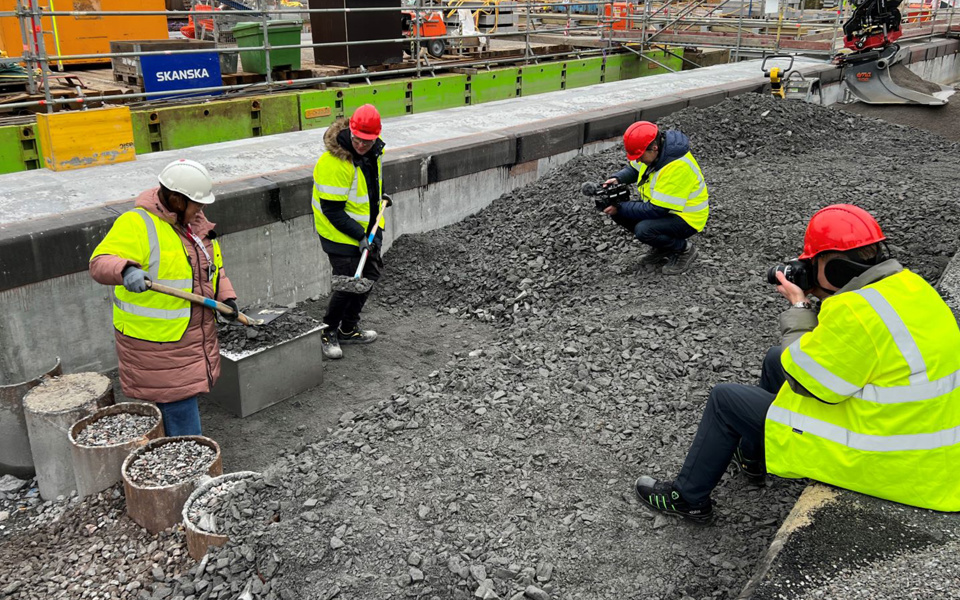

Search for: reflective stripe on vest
xmin=312 ymin=151 xmax=383 ymax=246
xmin=784 ymin=285 xmax=960 ymax=404
xmin=645 ymin=156 xmax=707 ymax=213
xmin=768 ymin=405 xmax=960 ymax=452
xmin=766 ymin=269 xmax=960 ymax=511
xmin=134 ymin=209 xmax=194 ymax=290
xmin=100 ymin=208 xmax=222 ymax=342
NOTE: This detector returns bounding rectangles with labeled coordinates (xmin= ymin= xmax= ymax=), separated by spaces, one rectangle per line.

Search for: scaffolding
xmin=0 ymin=0 xmax=957 ymax=114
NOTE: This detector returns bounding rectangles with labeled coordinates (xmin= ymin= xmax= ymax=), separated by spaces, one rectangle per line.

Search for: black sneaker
xmin=662 ymin=241 xmax=699 ymax=275
xmin=732 ymin=447 xmax=767 ymax=486
xmin=337 ymin=326 xmax=378 ymax=345
xmin=634 ymin=476 xmax=714 ymax=523
xmin=321 ymin=329 xmax=342 ymax=360
xmin=639 ymin=246 xmax=674 ymax=265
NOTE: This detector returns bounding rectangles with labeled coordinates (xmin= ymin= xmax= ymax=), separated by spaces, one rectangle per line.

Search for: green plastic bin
xmin=232 ymin=20 xmax=303 ymax=75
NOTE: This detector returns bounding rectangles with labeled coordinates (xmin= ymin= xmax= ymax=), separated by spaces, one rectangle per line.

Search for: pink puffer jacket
xmin=89 ymin=188 xmax=237 ymax=403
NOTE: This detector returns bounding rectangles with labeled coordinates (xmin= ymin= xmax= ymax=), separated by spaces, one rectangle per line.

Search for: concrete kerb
xmin=261 ymin=166 xmax=314 ymax=221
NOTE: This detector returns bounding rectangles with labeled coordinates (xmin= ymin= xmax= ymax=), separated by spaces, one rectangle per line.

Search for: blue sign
xmin=140 ymin=52 xmax=223 ymax=100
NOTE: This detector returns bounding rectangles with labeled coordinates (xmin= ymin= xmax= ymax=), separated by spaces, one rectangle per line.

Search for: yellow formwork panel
xmin=37 ymin=106 xmax=136 ymax=171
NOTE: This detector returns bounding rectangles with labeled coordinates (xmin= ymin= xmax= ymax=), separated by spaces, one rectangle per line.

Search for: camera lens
xmin=767 ymin=265 xmax=785 ymax=285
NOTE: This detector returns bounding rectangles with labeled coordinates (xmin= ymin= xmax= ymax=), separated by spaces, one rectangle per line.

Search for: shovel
xmin=330 ymin=197 xmax=389 ymax=295
xmin=145 ymin=281 xmax=287 ymax=327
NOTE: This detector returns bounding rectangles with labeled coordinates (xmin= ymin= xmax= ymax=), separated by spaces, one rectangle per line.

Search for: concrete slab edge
xmin=0 ymin=78 xmax=768 ymax=292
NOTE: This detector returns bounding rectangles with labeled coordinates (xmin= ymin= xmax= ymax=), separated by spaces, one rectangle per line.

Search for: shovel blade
xmin=243 ymin=306 xmax=289 ymax=326
xmin=330 ymin=275 xmax=375 ymax=294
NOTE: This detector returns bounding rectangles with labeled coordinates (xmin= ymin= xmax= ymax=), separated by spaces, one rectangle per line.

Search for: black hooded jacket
xmin=318 ymin=118 xmax=386 ymax=256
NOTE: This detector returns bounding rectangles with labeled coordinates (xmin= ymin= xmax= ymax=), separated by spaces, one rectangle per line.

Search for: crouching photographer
xmin=593 ymin=121 xmax=709 ymax=275
xmin=632 ymin=204 xmax=960 ymax=522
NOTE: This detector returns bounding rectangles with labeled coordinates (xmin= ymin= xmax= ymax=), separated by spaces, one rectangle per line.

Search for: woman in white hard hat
xmin=89 ymin=159 xmax=240 ymax=436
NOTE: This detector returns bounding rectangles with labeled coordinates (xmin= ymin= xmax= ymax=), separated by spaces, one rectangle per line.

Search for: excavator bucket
xmin=841 ymin=46 xmax=953 ymax=105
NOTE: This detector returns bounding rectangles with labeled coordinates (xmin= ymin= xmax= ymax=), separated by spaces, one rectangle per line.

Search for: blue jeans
xmin=612 ymin=201 xmax=696 ymax=253
xmin=157 ymin=396 xmax=202 ymax=437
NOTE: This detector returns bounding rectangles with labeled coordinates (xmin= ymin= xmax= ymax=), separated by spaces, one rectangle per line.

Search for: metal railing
xmin=0 ymin=0 xmax=956 ymax=114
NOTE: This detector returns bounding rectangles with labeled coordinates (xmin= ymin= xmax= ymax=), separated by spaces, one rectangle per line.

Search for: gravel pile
xmin=74 ymin=413 xmax=157 ymax=447
xmin=1 ymin=93 xmax=957 ymax=600
xmin=187 ymin=473 xmax=281 ymax=537
xmin=219 ymin=311 xmax=322 ymax=355
xmin=126 ymin=441 xmax=217 ymax=488
xmin=174 ymin=94 xmax=960 ymax=600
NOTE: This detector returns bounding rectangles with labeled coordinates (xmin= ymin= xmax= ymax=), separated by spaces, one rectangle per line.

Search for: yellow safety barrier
xmin=36 ymin=106 xmax=136 ymax=171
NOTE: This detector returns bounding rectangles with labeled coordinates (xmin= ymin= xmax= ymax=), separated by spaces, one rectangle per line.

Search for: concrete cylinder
xmin=69 ymin=402 xmax=164 ymax=498
xmin=182 ymin=471 xmax=260 ymax=560
xmin=122 ymin=436 xmax=223 ymax=535
xmin=0 ymin=358 xmax=62 ymax=478
xmin=23 ymin=373 xmax=113 ymax=500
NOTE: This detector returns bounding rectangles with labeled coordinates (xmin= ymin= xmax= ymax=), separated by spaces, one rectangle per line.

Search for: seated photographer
xmin=634 ymin=204 xmax=960 ymax=521
xmin=603 ymin=121 xmax=709 ymax=275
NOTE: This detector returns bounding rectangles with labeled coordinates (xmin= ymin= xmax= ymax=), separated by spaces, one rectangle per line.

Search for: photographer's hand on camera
xmin=603 ymin=177 xmax=620 ymax=188
xmin=775 ymin=270 xmax=809 ymax=306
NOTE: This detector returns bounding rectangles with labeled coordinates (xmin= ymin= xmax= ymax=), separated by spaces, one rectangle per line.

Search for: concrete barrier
xmin=1 ymin=38 xmax=957 ymax=380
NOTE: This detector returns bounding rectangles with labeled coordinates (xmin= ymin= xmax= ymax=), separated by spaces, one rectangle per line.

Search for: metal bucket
xmin=69 ymin=402 xmax=165 ymax=498
xmin=0 ymin=358 xmax=61 ymax=477
xmin=121 ymin=436 xmax=223 ymax=534
xmin=182 ymin=470 xmax=261 ymax=560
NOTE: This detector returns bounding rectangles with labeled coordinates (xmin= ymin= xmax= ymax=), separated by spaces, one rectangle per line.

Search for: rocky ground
xmin=0 ymin=93 xmax=958 ymax=600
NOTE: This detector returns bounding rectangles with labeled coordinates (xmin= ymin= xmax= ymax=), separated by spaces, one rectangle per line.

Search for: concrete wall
xmin=1 ymin=38 xmax=957 ymax=382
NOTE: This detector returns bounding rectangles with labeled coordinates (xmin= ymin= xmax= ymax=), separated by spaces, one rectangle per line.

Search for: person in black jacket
xmin=311 ymin=105 xmax=388 ymax=359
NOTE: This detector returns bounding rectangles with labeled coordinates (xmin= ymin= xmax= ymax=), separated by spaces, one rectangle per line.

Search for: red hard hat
xmin=349 ymin=104 xmax=381 ymax=141
xmin=799 ymin=204 xmax=886 ymax=260
xmin=624 ymin=121 xmax=659 ymax=161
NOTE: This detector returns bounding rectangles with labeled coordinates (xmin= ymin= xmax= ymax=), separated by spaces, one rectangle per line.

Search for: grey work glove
xmin=358 ymin=236 xmax=373 ymax=255
xmin=222 ymin=299 xmax=240 ymax=322
xmin=121 ymin=266 xmax=149 ymax=293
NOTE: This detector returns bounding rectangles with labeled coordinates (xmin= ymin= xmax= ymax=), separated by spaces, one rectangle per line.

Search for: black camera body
xmin=767 ymin=259 xmax=815 ymax=290
xmin=580 ymin=181 xmax=630 ymax=211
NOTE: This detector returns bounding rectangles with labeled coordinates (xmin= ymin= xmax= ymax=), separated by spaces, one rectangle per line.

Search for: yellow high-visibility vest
xmin=765 ymin=269 xmax=960 ymax=511
xmin=312 ymin=151 xmax=384 ymax=246
xmin=91 ymin=208 xmax=222 ymax=342
xmin=630 ymin=151 xmax=709 ymax=231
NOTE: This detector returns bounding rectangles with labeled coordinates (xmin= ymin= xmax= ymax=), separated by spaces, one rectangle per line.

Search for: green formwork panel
xmin=519 ymin=62 xmax=564 ymax=96
xmin=0 ymin=123 xmax=40 ymax=174
xmin=641 ymin=49 xmax=684 ymax=77
xmin=131 ymin=111 xmax=154 ymax=155
xmin=565 ymin=57 xmax=604 ymax=89
xmin=603 ymin=54 xmax=628 ymax=82
xmin=618 ymin=54 xmax=643 ymax=80
xmin=140 ymin=99 xmax=260 ymax=152
xmin=469 ymin=68 xmax=519 ymax=104
xmin=341 ymin=81 xmax=408 ymax=118
xmin=410 ymin=75 xmax=468 ymax=113
xmin=299 ymin=89 xmax=342 ymax=130
xmin=258 ymin=92 xmax=301 ymax=136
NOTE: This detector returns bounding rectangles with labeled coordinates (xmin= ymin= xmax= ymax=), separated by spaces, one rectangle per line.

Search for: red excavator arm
xmin=842 ymin=0 xmax=904 ymax=52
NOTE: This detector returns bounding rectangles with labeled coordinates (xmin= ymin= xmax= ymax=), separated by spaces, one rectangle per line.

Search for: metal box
xmin=206 ymin=325 xmax=325 ymax=418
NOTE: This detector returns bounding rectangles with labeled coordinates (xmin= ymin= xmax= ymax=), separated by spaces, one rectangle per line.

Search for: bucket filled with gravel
xmin=121 ymin=436 xmax=223 ymax=534
xmin=181 ymin=470 xmax=265 ymax=560
xmin=68 ymin=402 xmax=164 ymax=498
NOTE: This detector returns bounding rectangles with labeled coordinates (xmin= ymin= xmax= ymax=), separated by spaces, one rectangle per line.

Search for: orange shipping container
xmin=0 ymin=0 xmax=168 ymax=67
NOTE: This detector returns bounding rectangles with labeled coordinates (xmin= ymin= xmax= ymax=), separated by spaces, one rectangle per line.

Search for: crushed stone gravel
xmin=218 ymin=311 xmax=321 ymax=355
xmin=0 ymin=93 xmax=957 ymax=600
xmin=74 ymin=413 xmax=157 ymax=447
xmin=126 ymin=441 xmax=217 ymax=488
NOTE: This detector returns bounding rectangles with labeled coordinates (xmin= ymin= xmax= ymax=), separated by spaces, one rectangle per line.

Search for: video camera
xmin=580 ymin=181 xmax=630 ymax=212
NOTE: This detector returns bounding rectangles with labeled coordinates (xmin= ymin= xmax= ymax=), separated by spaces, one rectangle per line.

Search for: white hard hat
xmin=158 ymin=159 xmax=215 ymax=205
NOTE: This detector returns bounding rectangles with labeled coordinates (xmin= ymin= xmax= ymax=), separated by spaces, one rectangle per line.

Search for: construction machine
xmin=401 ymin=9 xmax=448 ymax=58
xmin=835 ymin=0 xmax=953 ymax=105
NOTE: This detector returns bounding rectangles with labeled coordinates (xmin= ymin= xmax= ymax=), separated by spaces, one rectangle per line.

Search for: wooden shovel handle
xmin=146 ymin=281 xmax=258 ymax=327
